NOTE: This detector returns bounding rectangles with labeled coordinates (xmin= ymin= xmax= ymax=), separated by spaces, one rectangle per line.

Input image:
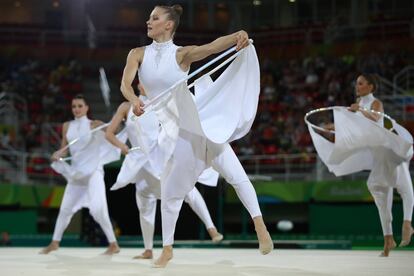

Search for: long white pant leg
xmin=369 ymin=185 xmax=394 ymax=236
xmin=210 ymin=143 xmax=262 ymax=218
xmin=161 ymin=133 xmax=205 ymax=246
xmin=184 ymin=188 xmax=215 ymax=230
xmin=396 ymin=162 xmax=414 ymax=221
xmin=87 ymin=170 xmax=117 ymax=243
xmin=135 ymin=184 xmax=157 ymax=250
xmin=52 ymin=185 xmax=85 ymax=241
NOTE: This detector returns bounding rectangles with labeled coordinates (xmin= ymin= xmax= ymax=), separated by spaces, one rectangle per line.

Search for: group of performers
xmin=38 ymin=3 xmax=413 ymax=267
xmin=39 ymin=4 xmax=272 ymax=268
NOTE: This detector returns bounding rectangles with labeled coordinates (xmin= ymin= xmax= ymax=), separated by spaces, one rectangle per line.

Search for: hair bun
xmin=172 ymin=4 xmax=183 ymax=16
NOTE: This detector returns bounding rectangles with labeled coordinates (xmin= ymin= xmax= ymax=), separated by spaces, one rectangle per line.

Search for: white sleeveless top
xmin=64 ymin=115 xmax=103 ymax=179
xmin=138 ymin=40 xmax=188 ymax=99
xmin=358 ymin=93 xmax=384 ymax=126
xmin=66 ymin=115 xmax=93 ymax=157
xmin=125 ymin=96 xmax=159 ymax=151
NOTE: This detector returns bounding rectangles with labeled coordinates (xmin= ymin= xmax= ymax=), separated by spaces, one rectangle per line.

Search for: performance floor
xmin=1 ymin=248 xmax=413 ymax=276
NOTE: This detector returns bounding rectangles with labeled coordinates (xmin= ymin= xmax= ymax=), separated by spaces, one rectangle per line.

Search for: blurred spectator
xmin=1 ymin=232 xmax=11 ymax=246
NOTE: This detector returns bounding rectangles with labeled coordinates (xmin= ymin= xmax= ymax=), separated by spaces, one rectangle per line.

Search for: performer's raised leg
xmin=210 ymin=143 xmax=273 ymax=254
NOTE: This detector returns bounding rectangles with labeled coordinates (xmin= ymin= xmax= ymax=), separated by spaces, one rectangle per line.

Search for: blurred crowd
xmin=0 ymin=57 xmax=83 ymax=151
xmin=0 ymin=50 xmax=413 ymax=176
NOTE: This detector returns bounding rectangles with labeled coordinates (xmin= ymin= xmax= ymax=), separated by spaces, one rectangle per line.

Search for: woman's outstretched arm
xmin=105 ymin=102 xmax=131 ymax=155
xmin=120 ymin=47 xmax=145 ymax=116
xmin=177 ymin=30 xmax=250 ymax=71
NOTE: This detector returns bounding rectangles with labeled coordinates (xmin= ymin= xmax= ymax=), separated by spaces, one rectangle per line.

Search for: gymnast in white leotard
xmin=119 ymin=4 xmax=272 ymax=268
xmin=40 ymin=94 xmax=119 ymax=255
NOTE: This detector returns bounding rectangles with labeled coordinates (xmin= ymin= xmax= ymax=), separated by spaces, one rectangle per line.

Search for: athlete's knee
xmin=227 ymin=180 xmax=252 ymax=191
xmin=368 ymin=184 xmax=388 ymax=196
xmin=58 ymin=206 xmax=75 ymax=218
xmin=183 ymin=189 xmax=197 ymax=204
xmin=161 ymin=198 xmax=183 ymax=214
xmin=183 ymin=194 xmax=191 ymax=204
xmin=139 ymin=203 xmax=156 ymax=218
xmin=89 ymin=208 xmax=107 ymax=223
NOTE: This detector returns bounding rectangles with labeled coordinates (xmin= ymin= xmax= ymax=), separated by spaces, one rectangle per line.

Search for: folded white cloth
xmin=51 ymin=129 xmax=127 ymax=183
xmin=308 ymin=107 xmax=413 ymax=176
xmin=153 ymin=44 xmax=260 ymax=167
xmin=197 ymin=167 xmax=220 ymax=187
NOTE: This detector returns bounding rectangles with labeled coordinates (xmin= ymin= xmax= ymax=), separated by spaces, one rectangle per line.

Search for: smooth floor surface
xmin=0 ymin=247 xmax=413 ymax=276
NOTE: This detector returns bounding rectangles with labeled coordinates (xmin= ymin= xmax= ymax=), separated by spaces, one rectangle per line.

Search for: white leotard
xmin=138 ymin=40 xmax=188 ymax=99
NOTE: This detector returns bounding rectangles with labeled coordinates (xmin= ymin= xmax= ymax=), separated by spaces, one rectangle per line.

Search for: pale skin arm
xmin=348 ymin=99 xmax=383 ymax=122
xmin=177 ymin=30 xmax=250 ymax=71
xmin=51 ymin=122 xmax=69 ymax=161
xmin=120 ymin=47 xmax=145 ymax=117
xmin=105 ymin=102 xmax=130 ymax=155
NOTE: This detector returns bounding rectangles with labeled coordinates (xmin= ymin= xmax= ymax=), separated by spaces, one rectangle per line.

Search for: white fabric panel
xmin=197 ymin=167 xmax=219 ymax=187
xmin=152 ymin=44 xmax=260 ymax=168
xmin=308 ymin=107 xmax=413 ymax=177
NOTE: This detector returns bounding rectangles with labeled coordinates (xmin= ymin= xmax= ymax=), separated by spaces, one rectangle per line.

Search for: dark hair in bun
xmin=72 ymin=94 xmax=88 ymax=105
xmin=156 ymin=4 xmax=183 ymax=34
xmin=360 ymin=73 xmax=379 ymax=93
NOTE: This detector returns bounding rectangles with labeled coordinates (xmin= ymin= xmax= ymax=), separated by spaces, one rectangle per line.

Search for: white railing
xmin=0 ymin=92 xmax=28 ymax=150
xmin=373 ymin=75 xmax=414 ymax=121
xmin=239 ymin=153 xmax=357 ymax=182
xmin=239 ymin=153 xmax=414 ymax=182
xmin=1 ymin=150 xmax=413 ymax=184
xmin=0 ymin=92 xmax=28 ymax=124
xmin=377 ymin=75 xmax=406 ymax=96
xmin=0 ymin=149 xmax=27 ymax=183
xmin=40 ymin=123 xmax=62 ymax=152
xmin=394 ymin=66 xmax=414 ymax=94
xmin=0 ymin=149 xmax=64 ymax=186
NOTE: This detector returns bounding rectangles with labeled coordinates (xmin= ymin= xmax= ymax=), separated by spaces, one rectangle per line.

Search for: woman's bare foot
xmin=207 ymin=228 xmax=224 ymax=243
xmin=380 ymin=235 xmax=396 ymax=257
xmin=133 ymin=249 xmax=153 ymax=259
xmin=102 ymin=242 xmax=120 ymax=255
xmin=152 ymin=246 xmax=173 ymax=268
xmin=39 ymin=241 xmax=60 ymax=254
xmin=400 ymin=221 xmax=414 ymax=247
xmin=253 ymin=216 xmax=274 ymax=255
